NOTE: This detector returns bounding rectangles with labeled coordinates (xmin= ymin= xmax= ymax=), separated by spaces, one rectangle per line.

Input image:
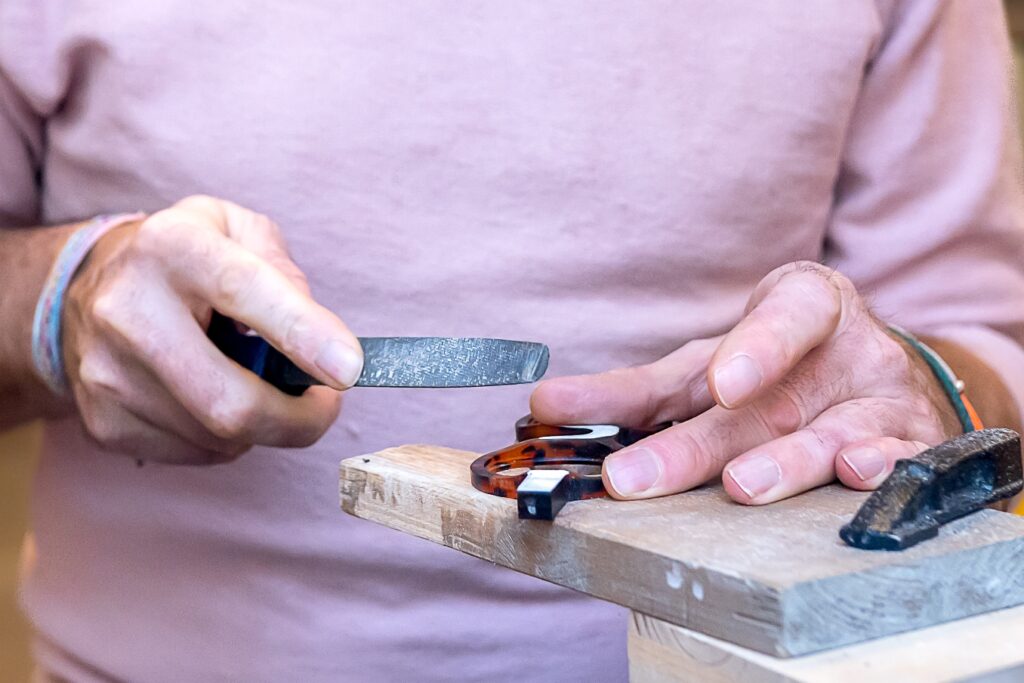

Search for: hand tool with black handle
xmin=840 ymin=428 xmax=1022 ymax=550
xmin=207 ymin=312 xmax=550 ymax=395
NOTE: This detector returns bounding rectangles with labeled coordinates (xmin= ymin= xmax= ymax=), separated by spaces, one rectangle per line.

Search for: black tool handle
xmin=840 ymin=428 xmax=1022 ymax=551
xmin=206 ymin=312 xmax=318 ymax=396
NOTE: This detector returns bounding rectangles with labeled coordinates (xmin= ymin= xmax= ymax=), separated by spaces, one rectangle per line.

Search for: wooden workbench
xmin=339 ymin=445 xmax=1024 ymax=681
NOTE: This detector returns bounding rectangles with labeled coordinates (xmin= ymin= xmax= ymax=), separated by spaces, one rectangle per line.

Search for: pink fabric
xmin=2 ymin=1 xmax=1024 ymax=680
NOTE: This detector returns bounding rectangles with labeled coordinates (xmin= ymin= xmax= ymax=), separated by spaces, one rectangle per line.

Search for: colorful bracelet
xmin=887 ymin=324 xmax=983 ymax=433
xmin=31 ymin=212 xmax=146 ymax=395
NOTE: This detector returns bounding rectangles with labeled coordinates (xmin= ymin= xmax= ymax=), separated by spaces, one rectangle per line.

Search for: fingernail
xmin=605 ymin=448 xmax=662 ymax=496
xmin=315 ymin=339 xmax=364 ymax=388
xmin=841 ymin=447 xmax=886 ymax=481
xmin=713 ymin=354 xmax=763 ymax=408
xmin=727 ymin=455 xmax=781 ymax=498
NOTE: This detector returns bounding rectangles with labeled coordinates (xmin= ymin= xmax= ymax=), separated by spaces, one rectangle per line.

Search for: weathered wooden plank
xmin=628 ymin=607 xmax=1024 ymax=683
xmin=339 ymin=445 xmax=1024 ymax=656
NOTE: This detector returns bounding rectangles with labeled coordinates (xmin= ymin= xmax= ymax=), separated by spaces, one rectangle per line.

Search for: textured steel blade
xmin=354 ymin=337 xmax=549 ymax=387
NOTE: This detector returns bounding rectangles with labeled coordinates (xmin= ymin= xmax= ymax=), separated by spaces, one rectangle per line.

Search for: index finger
xmin=529 ymin=337 xmax=720 ymax=427
xmin=139 ymin=219 xmax=362 ymax=390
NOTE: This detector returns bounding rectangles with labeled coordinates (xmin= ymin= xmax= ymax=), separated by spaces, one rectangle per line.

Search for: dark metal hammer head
xmin=839 ymin=428 xmax=1022 ymax=551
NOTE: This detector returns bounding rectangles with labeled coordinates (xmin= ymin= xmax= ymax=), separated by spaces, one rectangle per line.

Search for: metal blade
xmin=209 ymin=311 xmax=550 ymax=392
xmin=355 ymin=337 xmax=549 ymax=388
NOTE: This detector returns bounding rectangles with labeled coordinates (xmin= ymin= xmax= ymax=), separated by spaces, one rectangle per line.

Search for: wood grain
xmin=339 ymin=445 xmax=1024 ymax=656
xmin=628 ymin=607 xmax=1024 ymax=683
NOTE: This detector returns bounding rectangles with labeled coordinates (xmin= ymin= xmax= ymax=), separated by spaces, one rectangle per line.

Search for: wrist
xmin=0 ymin=223 xmax=82 ymax=426
xmin=31 ymin=213 xmax=145 ymax=395
xmin=11 ymin=223 xmax=81 ymax=382
xmin=896 ymin=333 xmax=963 ymax=438
xmin=920 ymin=335 xmax=1023 ymax=434
xmin=886 ymin=325 xmax=981 ymax=437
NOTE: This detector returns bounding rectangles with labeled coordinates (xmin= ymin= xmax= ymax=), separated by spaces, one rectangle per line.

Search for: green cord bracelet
xmin=887 ymin=324 xmax=981 ymax=434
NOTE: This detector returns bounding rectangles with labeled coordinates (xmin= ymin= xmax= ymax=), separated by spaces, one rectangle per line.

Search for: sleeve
xmin=825 ymin=0 xmax=1024 ymax=420
xmin=0 ymin=49 xmax=44 ymax=227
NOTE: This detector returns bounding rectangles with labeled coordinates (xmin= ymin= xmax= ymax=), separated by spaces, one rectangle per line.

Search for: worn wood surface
xmin=339 ymin=445 xmax=1024 ymax=656
xmin=628 ymin=607 xmax=1024 ymax=683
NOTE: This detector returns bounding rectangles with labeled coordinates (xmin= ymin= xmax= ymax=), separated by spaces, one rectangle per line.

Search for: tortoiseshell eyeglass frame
xmin=470 ymin=415 xmax=669 ymax=502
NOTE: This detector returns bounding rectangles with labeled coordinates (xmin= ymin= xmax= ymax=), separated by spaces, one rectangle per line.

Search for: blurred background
xmin=5 ymin=4 xmax=1024 ymax=680
xmin=1 ymin=424 xmax=40 ymax=679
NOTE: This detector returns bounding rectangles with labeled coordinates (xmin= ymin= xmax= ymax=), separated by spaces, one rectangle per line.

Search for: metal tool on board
xmin=840 ymin=428 xmax=1023 ymax=551
xmin=207 ymin=312 xmax=549 ymax=394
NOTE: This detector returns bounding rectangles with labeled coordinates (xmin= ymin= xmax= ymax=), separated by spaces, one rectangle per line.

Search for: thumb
xmin=529 ymin=337 xmax=720 ymax=427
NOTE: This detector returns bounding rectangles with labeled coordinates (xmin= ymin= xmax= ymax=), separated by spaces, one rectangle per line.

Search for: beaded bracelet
xmin=887 ymin=324 xmax=983 ymax=433
xmin=31 ymin=212 xmax=146 ymax=395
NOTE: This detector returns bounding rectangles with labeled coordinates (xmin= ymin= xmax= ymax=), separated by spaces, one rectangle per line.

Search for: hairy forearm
xmin=923 ymin=336 xmax=1023 ymax=435
xmin=0 ymin=223 xmax=80 ymax=429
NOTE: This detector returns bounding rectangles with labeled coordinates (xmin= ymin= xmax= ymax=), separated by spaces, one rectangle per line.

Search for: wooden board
xmin=628 ymin=607 xmax=1024 ymax=683
xmin=339 ymin=445 xmax=1024 ymax=657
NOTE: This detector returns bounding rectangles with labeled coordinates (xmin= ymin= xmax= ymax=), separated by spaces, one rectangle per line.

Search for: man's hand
xmin=530 ymin=261 xmax=963 ymax=504
xmin=62 ymin=195 xmax=362 ymax=464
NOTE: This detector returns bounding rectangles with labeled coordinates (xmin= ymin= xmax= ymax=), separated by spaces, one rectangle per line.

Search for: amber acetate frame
xmin=470 ymin=415 xmax=667 ymax=502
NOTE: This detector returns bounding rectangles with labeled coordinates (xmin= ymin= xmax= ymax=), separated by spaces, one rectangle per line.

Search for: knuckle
xmin=618 ymin=364 xmax=661 ymax=416
xmin=81 ymin=409 xmax=122 ymax=447
xmin=904 ymin=395 xmax=947 ymax=439
xmin=221 ymin=442 xmax=252 ymax=460
xmin=758 ymin=261 xmax=852 ymax=299
xmin=205 ymin=410 xmax=246 ymax=441
xmin=845 ymin=398 xmax=894 ymax=435
xmin=767 ymin=260 xmax=833 ymax=288
xmin=789 ymin=260 xmax=836 ymax=282
xmin=270 ymin=256 xmax=310 ymax=293
xmin=95 ymin=304 xmax=160 ymax=358
xmin=137 ymin=207 xmax=214 ymax=256
xmin=88 ymin=292 xmax=161 ymax=359
xmin=741 ymin=307 xmax=795 ymax=358
xmin=76 ymin=353 xmax=121 ymax=396
xmin=204 ymin=395 xmax=257 ymax=440
xmin=906 ymin=394 xmax=937 ymax=422
xmin=281 ymin=394 xmax=341 ymax=447
xmin=199 ymin=443 xmax=250 ymax=465
xmin=174 ymin=195 xmax=230 ymax=229
xmin=785 ymin=262 xmax=856 ymax=307
xmin=133 ymin=213 xmax=176 ymax=252
xmin=686 ymin=335 xmax=723 ymax=358
xmin=876 ymin=332 xmax=915 ymax=378
xmin=289 ymin=422 xmax=330 ymax=449
xmin=88 ymin=291 xmax=128 ymax=332
xmin=135 ymin=220 xmax=206 ymax=265
xmin=125 ymin=327 xmax=162 ymax=361
xmin=176 ymin=194 xmax=221 ymax=212
xmin=801 ymin=423 xmax=838 ymax=456
xmin=795 ymin=272 xmax=841 ymax=312
xmin=661 ymin=428 xmax=715 ymax=474
xmin=741 ymin=304 xmax=777 ymax=329
xmin=754 ymin=389 xmax=805 ymax=437
xmin=277 ymin=312 xmax=307 ymax=358
xmin=252 ymin=210 xmax=273 ymax=228
xmin=213 ymin=256 xmax=260 ymax=308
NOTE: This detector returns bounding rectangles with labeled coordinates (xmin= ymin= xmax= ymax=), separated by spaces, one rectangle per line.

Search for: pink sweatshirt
xmin=3 ymin=1 xmax=1024 ymax=680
